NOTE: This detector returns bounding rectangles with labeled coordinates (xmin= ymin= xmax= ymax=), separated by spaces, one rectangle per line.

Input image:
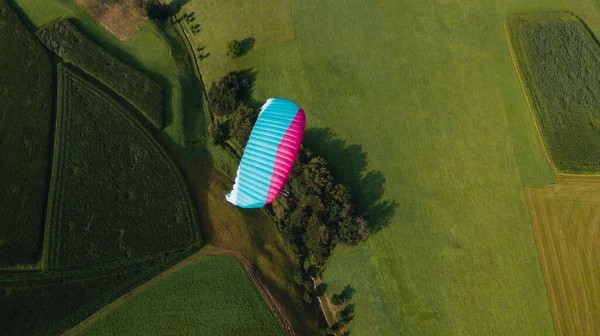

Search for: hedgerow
xmin=506 ymin=12 xmax=600 ymax=173
xmin=44 ymin=64 xmax=200 ymax=269
xmin=0 ymin=0 xmax=53 ymax=267
xmin=36 ymin=19 xmax=164 ymax=128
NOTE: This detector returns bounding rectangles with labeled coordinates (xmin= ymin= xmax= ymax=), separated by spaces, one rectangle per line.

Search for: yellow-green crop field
xmin=526 ymin=175 xmax=600 ymax=336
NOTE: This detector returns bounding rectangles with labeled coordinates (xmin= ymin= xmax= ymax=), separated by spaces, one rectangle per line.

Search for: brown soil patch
xmin=77 ymin=0 xmax=147 ymax=41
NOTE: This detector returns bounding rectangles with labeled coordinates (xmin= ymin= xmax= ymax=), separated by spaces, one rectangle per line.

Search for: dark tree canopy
xmin=231 ymin=103 xmax=257 ymax=147
xmin=143 ymin=0 xmax=173 ymax=21
xmin=207 ymin=71 xmax=249 ymax=117
xmin=272 ymin=148 xmax=370 ymax=267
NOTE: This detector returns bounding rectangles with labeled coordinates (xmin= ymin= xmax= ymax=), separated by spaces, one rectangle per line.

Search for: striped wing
xmin=226 ymin=98 xmax=305 ymax=208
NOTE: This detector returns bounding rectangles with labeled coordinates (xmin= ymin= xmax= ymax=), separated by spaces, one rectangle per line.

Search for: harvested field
xmin=77 ymin=0 xmax=146 ymax=41
xmin=36 ymin=19 xmax=164 ymax=128
xmin=506 ymin=12 xmax=600 ymax=173
xmin=526 ymin=175 xmax=600 ymax=336
xmin=0 ymin=0 xmax=53 ymax=268
xmin=44 ymin=64 xmax=200 ymax=269
xmin=73 ymin=255 xmax=284 ymax=336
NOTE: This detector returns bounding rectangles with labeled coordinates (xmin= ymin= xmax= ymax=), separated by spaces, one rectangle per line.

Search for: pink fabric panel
xmin=265 ymin=109 xmax=306 ymax=204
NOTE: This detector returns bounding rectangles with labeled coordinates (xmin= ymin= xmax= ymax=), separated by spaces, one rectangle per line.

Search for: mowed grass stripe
xmin=526 ymin=176 xmax=600 ymax=336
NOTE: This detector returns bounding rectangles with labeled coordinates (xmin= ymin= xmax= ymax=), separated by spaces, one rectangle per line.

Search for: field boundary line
xmin=503 ymin=18 xmax=555 ymax=172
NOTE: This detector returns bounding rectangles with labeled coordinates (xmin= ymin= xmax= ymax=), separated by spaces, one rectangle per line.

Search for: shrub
xmin=303 ymin=292 xmax=313 ymax=303
xmin=225 ymin=39 xmax=242 ymax=58
xmin=331 ymin=293 xmax=344 ymax=305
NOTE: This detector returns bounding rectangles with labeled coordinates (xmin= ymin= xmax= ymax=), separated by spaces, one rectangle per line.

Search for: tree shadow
xmin=316 ymin=282 xmax=327 ymax=296
xmin=168 ymin=0 xmax=190 ymax=15
xmin=303 ymin=128 xmax=398 ymax=233
xmin=236 ymin=67 xmax=264 ymax=109
xmin=240 ymin=37 xmax=255 ymax=56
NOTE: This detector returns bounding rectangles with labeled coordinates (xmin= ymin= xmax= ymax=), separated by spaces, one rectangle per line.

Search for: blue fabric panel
xmin=227 ymin=98 xmax=300 ymax=208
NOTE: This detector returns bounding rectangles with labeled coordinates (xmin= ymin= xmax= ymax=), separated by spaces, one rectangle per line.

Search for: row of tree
xmin=207 ymin=71 xmax=257 ymax=147
xmin=207 ymin=71 xmax=368 ymax=333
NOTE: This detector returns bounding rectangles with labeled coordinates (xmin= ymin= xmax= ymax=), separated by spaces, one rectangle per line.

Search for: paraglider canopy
xmin=226 ymin=98 xmax=305 ymax=208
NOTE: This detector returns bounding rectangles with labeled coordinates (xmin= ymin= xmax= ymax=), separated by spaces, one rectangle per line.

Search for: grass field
xmin=526 ymin=176 xmax=600 ymax=336
xmin=37 ymin=19 xmax=164 ymax=129
xmin=506 ymin=13 xmax=600 ymax=173
xmin=180 ymin=158 xmax=322 ymax=333
xmin=6 ymin=1 xmax=314 ymax=334
xmin=0 ymin=257 xmax=181 ymax=335
xmin=73 ymin=255 xmax=284 ymax=336
xmin=11 ymin=0 xmax=205 ymax=147
xmin=45 ymin=64 xmax=200 ymax=269
xmin=181 ymin=0 xmax=600 ymax=334
xmin=0 ymin=0 xmax=53 ymax=268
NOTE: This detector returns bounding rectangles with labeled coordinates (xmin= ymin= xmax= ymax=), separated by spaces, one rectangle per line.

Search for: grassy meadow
xmin=526 ymin=175 xmax=600 ymax=336
xmin=181 ymin=0 xmax=600 ymax=334
xmin=506 ymin=12 xmax=600 ymax=173
xmin=73 ymin=255 xmax=283 ymax=336
xmin=0 ymin=0 xmax=53 ymax=268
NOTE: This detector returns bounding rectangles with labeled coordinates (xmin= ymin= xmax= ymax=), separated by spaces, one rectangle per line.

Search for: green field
xmin=45 ymin=64 xmax=200 ymax=269
xmin=37 ymin=19 xmax=164 ymax=129
xmin=506 ymin=12 xmax=600 ymax=173
xmin=0 ymin=0 xmax=53 ymax=268
xmin=0 ymin=255 xmax=191 ymax=335
xmin=180 ymin=0 xmax=600 ymax=334
xmin=74 ymin=255 xmax=284 ymax=336
xmin=11 ymin=0 xmax=205 ymax=147
xmin=526 ymin=176 xmax=600 ymax=336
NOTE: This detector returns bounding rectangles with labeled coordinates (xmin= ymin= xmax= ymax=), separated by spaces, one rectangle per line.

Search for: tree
xmin=231 ymin=103 xmax=257 ymax=146
xmin=338 ymin=216 xmax=370 ymax=244
xmin=208 ymin=122 xmax=226 ymax=145
xmin=143 ymin=0 xmax=173 ymax=20
xmin=207 ymin=72 xmax=249 ymax=116
xmin=331 ymin=293 xmax=344 ymax=305
xmin=225 ymin=39 xmax=242 ymax=58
